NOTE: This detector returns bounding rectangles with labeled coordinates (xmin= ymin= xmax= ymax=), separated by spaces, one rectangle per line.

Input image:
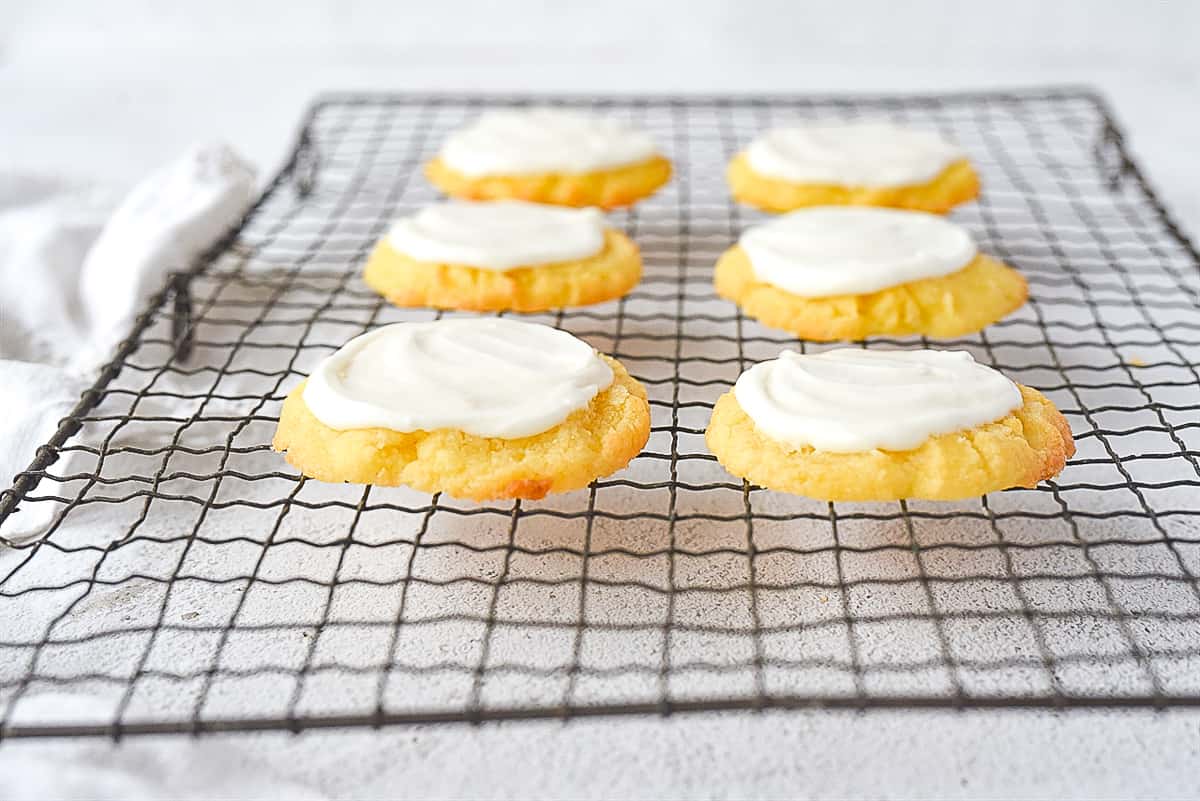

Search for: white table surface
xmin=2 ymin=3 xmax=1199 ymax=797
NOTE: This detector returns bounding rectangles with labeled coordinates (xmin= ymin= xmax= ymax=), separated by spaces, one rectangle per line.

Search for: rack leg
xmin=170 ymin=272 xmax=194 ymax=362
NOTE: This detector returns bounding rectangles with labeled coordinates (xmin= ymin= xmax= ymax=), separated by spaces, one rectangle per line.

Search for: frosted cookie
xmin=728 ymin=122 xmax=979 ymax=213
xmin=273 ymin=318 xmax=650 ymax=501
xmin=706 ymin=349 xmax=1074 ymax=501
xmin=363 ymin=201 xmax=641 ymax=312
xmin=425 ymin=109 xmax=671 ymax=208
xmin=714 ymin=207 xmax=1026 ymax=340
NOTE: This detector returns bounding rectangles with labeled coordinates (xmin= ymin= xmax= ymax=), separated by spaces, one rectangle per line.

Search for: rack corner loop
xmin=1094 ymin=120 xmax=1133 ymax=191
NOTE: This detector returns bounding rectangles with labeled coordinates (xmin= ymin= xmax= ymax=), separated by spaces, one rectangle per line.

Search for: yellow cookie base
xmin=272 ymin=356 xmax=650 ymax=502
xmin=424 ymin=156 xmax=672 ymax=209
xmin=706 ymin=385 xmax=1074 ymax=501
xmin=727 ymin=155 xmax=981 ymax=214
xmin=714 ymin=249 xmax=1027 ymax=341
xmin=363 ymin=229 xmax=642 ymax=312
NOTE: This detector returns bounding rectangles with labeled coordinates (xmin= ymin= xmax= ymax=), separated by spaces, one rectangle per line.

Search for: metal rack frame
xmin=3 ymin=87 xmax=1200 ymax=740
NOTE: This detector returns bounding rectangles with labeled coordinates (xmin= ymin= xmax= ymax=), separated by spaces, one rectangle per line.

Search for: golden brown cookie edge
xmin=705 ymin=384 xmax=1074 ymax=501
xmin=364 ymin=229 xmax=642 ymax=312
xmin=713 ymin=247 xmax=1027 ymax=341
xmin=273 ymin=355 xmax=651 ymax=502
xmin=727 ymin=154 xmax=980 ymax=214
xmin=425 ymin=156 xmax=672 ymax=209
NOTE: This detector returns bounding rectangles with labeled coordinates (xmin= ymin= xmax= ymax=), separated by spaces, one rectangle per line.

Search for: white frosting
xmin=733 ymin=349 xmax=1022 ymax=453
xmin=740 ymin=207 xmax=977 ymax=297
xmin=440 ymin=109 xmax=658 ymax=176
xmin=388 ymin=201 xmax=606 ymax=270
xmin=745 ymin=122 xmax=963 ymax=187
xmin=303 ymin=319 xmax=614 ymax=439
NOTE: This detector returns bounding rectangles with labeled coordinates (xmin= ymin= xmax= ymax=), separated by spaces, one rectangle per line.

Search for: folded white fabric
xmin=0 ymin=175 xmax=115 ymax=365
xmin=0 ymin=144 xmax=256 ymax=542
xmin=0 ymin=144 xmax=256 ymax=371
xmin=74 ymin=144 xmax=256 ymax=371
xmin=0 ymin=151 xmax=329 ymax=801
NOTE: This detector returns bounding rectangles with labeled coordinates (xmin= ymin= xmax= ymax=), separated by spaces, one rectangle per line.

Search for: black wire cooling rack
xmin=3 ymin=88 xmax=1200 ymax=740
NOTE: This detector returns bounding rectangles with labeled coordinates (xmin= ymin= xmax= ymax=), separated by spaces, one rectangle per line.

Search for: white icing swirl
xmin=440 ymin=109 xmax=658 ymax=176
xmin=303 ymin=319 xmax=613 ymax=439
xmin=733 ymin=349 xmax=1022 ymax=452
xmin=746 ymin=122 xmax=963 ymax=187
xmin=740 ymin=207 xmax=977 ymax=297
xmin=388 ymin=201 xmax=606 ymax=271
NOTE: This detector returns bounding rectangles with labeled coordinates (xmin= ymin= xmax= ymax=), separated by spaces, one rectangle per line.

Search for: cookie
xmin=425 ymin=108 xmax=671 ymax=208
xmin=363 ymin=201 xmax=642 ymax=312
xmin=714 ymin=207 xmax=1027 ymax=340
xmin=273 ymin=318 xmax=650 ymax=501
xmin=728 ymin=122 xmax=979 ymax=213
xmin=705 ymin=349 xmax=1074 ymax=501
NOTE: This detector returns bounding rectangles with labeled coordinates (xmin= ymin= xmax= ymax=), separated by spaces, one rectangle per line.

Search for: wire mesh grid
xmin=3 ymin=89 xmax=1200 ymax=739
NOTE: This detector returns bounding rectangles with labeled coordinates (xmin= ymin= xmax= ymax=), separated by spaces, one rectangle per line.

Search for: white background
xmin=2 ymin=1 xmax=1200 ymax=798
xmin=3 ymin=0 xmax=1198 ymax=229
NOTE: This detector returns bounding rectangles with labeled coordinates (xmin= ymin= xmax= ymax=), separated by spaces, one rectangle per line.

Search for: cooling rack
xmin=3 ymin=88 xmax=1200 ymax=740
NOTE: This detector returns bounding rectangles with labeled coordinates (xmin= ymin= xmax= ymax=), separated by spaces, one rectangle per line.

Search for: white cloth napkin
xmin=0 ymin=144 xmax=256 ymax=542
xmin=0 ymin=148 xmax=335 ymax=801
